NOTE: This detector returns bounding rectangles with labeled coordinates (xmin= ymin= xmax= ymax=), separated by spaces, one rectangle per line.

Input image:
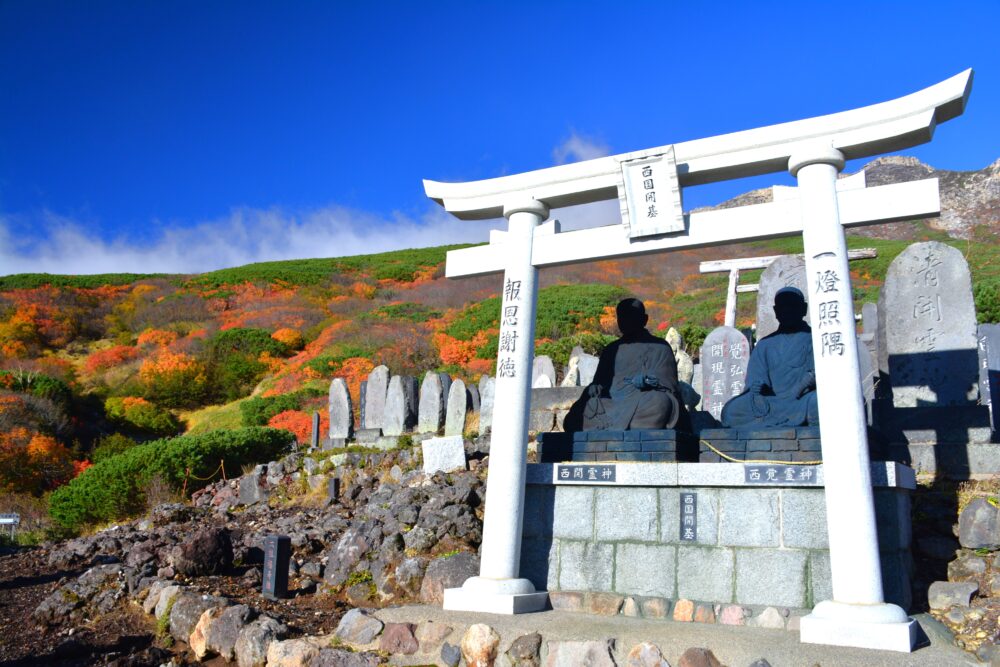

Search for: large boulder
xmin=235 ymin=616 xmax=287 ymax=667
xmin=419 ymin=552 xmax=479 ymax=604
xmin=334 ymin=608 xmax=384 ymax=646
xmin=959 ymin=498 xmax=1000 ymax=549
xmin=169 ymin=592 xmax=227 ymax=643
xmin=173 ymin=527 xmax=233 ymax=576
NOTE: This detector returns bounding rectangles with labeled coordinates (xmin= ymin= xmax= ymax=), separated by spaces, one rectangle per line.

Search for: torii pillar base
xmin=443 ymin=576 xmax=548 ymax=614
xmin=800 ymin=601 xmax=917 ymax=653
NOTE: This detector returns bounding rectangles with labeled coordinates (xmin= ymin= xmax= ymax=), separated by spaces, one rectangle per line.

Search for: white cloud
xmin=0 ymin=206 xmax=500 ymax=276
xmin=551 ymin=132 xmax=611 ymax=165
xmin=0 ymin=133 xmax=624 ymax=277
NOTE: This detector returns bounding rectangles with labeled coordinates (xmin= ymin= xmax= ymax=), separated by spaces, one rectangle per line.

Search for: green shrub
xmin=91 ymin=433 xmax=140 ymax=462
xmin=0 ymin=273 xmax=166 ymax=290
xmin=104 ymin=396 xmax=180 ymax=437
xmin=361 ymin=302 xmax=442 ymax=323
xmin=239 ymin=389 xmax=324 ymax=427
xmin=536 ymin=332 xmax=616 ymax=368
xmin=49 ymin=427 xmax=293 ymax=532
xmin=677 ymin=323 xmax=711 ymax=356
xmin=0 ymin=370 xmax=72 ymax=407
xmin=975 ymin=278 xmax=1000 ymax=324
xmin=304 ymin=343 xmax=376 ymax=375
xmin=206 ymin=328 xmax=291 ymax=402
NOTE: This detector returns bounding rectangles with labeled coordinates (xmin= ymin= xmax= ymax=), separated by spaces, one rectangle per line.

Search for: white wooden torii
xmin=700 ymin=246 xmax=878 ymax=328
xmin=424 ymin=70 xmax=972 ymax=652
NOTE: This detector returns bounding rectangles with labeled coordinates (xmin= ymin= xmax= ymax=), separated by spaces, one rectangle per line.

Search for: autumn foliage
xmin=267 ymin=409 xmax=328 ymax=444
xmin=139 ymin=351 xmax=208 ymax=407
xmin=84 ymin=345 xmax=140 ymax=374
xmin=0 ymin=427 xmax=75 ymax=495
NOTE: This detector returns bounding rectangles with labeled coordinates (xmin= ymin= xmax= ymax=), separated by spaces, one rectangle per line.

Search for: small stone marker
xmin=359 ymin=380 xmax=367 ymax=430
xmin=532 ymin=356 xmax=556 ymax=388
xmin=328 ymin=378 xmax=354 ymax=440
xmin=691 ymin=363 xmax=703 ymax=411
xmin=857 ymin=334 xmax=877 ymax=424
xmin=310 ymin=411 xmax=320 ymax=450
xmin=561 ymin=357 xmax=580 ymax=387
xmin=577 ymin=353 xmax=600 ymax=386
xmin=445 ymin=379 xmax=469 ymax=436
xmin=757 ymin=255 xmax=807 ymax=339
xmin=700 ymin=326 xmax=751 ymax=422
xmin=676 ymin=349 xmax=694 ymax=385
xmin=262 ymin=535 xmax=291 ymax=600
xmin=383 ymin=375 xmax=418 ymax=436
xmin=478 ymin=375 xmax=495 ymax=433
xmin=417 ymin=371 xmax=447 ymax=434
xmin=327 ymin=477 xmax=340 ymax=501
xmin=679 ymin=492 xmax=697 ymax=541
xmin=978 ymin=323 xmax=1000 ymax=431
xmin=878 ymin=241 xmax=978 ymax=407
xmin=363 ymin=366 xmax=391 ymax=430
xmin=467 ymin=384 xmax=481 ymax=412
xmin=421 ymin=435 xmax=467 ymax=474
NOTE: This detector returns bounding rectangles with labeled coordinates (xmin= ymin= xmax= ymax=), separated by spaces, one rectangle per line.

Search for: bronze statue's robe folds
xmin=564 ymin=330 xmax=683 ymax=431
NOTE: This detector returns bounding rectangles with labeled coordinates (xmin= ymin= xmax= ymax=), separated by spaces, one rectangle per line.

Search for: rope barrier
xmin=181 ymin=460 xmax=227 ymax=497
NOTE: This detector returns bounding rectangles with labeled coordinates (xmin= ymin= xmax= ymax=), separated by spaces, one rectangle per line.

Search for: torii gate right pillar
xmin=792 ymin=146 xmax=916 ymax=651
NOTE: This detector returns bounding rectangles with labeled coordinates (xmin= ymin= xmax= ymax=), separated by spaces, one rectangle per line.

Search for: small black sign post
xmin=262 ymin=535 xmax=291 ymax=600
xmin=310 ymin=411 xmax=321 ymax=450
xmin=328 ymin=476 xmax=340 ymax=501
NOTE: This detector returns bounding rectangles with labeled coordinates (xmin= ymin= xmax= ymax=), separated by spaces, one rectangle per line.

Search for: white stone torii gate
xmin=424 ymin=70 xmax=973 ymax=652
xmin=700 ymin=246 xmax=877 ymax=328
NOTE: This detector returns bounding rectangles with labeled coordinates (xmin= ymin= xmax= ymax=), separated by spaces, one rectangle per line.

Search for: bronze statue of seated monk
xmin=564 ymin=298 xmax=685 ymax=431
xmin=721 ymin=287 xmax=819 ymax=428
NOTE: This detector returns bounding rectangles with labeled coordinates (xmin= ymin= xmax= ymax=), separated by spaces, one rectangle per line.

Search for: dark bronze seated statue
xmin=721 ymin=287 xmax=819 ymax=428
xmin=564 ymin=298 xmax=685 ymax=431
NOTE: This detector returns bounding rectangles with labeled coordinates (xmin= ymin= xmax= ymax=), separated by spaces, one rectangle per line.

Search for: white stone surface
xmin=444 ymin=180 xmax=940 ymax=277
xmin=442 ymin=587 xmax=548 ymax=614
xmin=800 ymin=601 xmax=917 ymax=652
xmin=421 ymin=436 xmax=466 ymax=475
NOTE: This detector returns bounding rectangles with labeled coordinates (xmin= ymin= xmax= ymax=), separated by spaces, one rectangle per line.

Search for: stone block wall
xmin=536 ymin=430 xmax=698 ymax=463
xmin=696 ymin=427 xmax=822 ymax=463
xmin=520 ymin=468 xmax=913 ymax=613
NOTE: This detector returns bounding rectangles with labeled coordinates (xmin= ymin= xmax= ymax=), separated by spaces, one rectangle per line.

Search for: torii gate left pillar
xmin=442 ymin=198 xmax=550 ymax=613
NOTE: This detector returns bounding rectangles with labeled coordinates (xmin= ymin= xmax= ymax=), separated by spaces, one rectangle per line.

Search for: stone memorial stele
xmin=857 ymin=334 xmax=876 ymax=424
xmin=756 ymin=255 xmax=807 ymax=339
xmin=478 ymin=375 xmax=496 ymax=433
xmin=328 ymin=378 xmax=353 ymax=440
xmin=262 ymin=535 xmax=291 ymax=601
xmin=310 ymin=411 xmax=320 ymax=449
xmin=675 ymin=349 xmax=694 ymax=385
xmin=382 ymin=375 xmax=418 ymax=436
xmin=422 ymin=69 xmax=971 ymax=651
xmin=700 ymin=326 xmax=751 ymax=422
xmin=577 ymin=352 xmax=600 ymax=386
xmin=560 ymin=357 xmax=580 ymax=387
xmin=363 ymin=366 xmax=390 ymax=430
xmin=531 ymin=356 xmax=556 ymax=388
xmin=878 ymin=242 xmax=979 ymax=408
xmin=445 ymin=378 xmax=469 ymax=437
xmin=358 ymin=379 xmax=367 ymax=430
xmin=421 ymin=435 xmax=467 ymax=474
xmin=978 ymin=323 xmax=1000 ymax=431
xmin=691 ymin=362 xmax=703 ymax=411
xmin=417 ymin=371 xmax=447 ymax=434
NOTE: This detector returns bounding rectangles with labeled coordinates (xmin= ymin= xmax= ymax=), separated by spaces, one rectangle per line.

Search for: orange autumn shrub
xmin=0 ymin=304 xmax=42 ymax=358
xmin=0 ymin=427 xmax=75 ymax=494
xmin=433 ymin=330 xmax=491 ymax=367
xmin=137 ymin=328 xmax=179 ymax=348
xmin=350 ymin=281 xmax=377 ymax=299
xmin=139 ymin=351 xmax=208 ymax=407
xmin=271 ymin=328 xmax=304 ymax=350
xmin=84 ymin=345 xmax=140 ymax=374
xmin=267 ymin=409 xmax=327 ymax=444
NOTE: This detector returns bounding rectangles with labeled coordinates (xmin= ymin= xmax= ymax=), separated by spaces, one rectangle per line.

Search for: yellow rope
xmin=187 ymin=461 xmax=226 ymax=481
xmin=699 ymin=439 xmax=822 ymax=466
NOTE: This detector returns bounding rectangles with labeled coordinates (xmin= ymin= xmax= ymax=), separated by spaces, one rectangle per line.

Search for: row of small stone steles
xmin=325 ymin=367 xmax=496 ymax=444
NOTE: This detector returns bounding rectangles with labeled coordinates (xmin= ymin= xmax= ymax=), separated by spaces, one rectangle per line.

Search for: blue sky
xmin=1 ymin=1 xmax=997 ymax=275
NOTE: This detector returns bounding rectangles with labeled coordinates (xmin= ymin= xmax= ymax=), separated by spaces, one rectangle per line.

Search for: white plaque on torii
xmin=423 ymin=70 xmax=973 ymax=653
